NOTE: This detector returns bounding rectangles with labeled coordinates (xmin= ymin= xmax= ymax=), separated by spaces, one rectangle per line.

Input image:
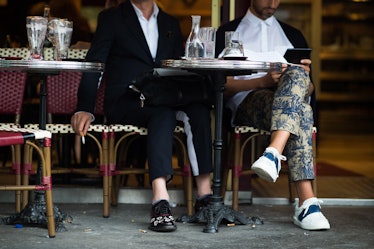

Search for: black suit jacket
xmin=77 ymin=1 xmax=184 ymax=117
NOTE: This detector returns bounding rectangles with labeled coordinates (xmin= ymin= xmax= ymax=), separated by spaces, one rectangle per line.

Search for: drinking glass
xmin=223 ymin=31 xmax=244 ymax=58
xmin=48 ymin=19 xmax=73 ymax=60
xmin=198 ymin=27 xmax=216 ymax=59
xmin=26 ymin=16 xmax=48 ymax=60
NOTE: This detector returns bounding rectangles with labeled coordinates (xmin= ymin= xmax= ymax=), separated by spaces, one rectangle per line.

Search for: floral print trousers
xmin=234 ymin=66 xmax=315 ymax=181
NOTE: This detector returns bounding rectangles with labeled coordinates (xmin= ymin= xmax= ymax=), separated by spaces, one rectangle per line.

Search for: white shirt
xmin=132 ymin=2 xmax=159 ymax=61
xmin=226 ymin=9 xmax=294 ymax=125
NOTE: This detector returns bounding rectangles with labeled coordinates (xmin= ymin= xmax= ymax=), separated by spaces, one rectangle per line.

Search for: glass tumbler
xmin=48 ymin=19 xmax=73 ymax=60
xmin=26 ymin=16 xmax=48 ymax=60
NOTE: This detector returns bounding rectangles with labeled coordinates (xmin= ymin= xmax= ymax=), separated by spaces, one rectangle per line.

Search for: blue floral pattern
xmin=234 ymin=66 xmax=314 ymax=181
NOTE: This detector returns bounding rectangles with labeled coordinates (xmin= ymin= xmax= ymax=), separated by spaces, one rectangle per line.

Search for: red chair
xmin=0 ymin=71 xmax=28 ymax=212
xmin=0 ymin=126 xmax=56 ymax=238
xmin=108 ymin=123 xmax=193 ymax=215
xmin=24 ymin=72 xmax=110 ymax=217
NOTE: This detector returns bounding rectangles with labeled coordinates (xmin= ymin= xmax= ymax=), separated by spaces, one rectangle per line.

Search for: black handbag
xmin=129 ymin=68 xmax=214 ymax=108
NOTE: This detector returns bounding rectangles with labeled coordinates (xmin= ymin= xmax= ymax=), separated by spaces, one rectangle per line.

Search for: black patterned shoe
xmin=149 ymin=200 xmax=177 ymax=232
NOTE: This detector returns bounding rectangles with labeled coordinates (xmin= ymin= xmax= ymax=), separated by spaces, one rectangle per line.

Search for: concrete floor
xmin=1 ymin=202 xmax=373 ymax=249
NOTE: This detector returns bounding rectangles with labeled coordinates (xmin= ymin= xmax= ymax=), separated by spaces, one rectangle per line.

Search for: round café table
xmin=0 ymin=59 xmax=104 ymax=231
xmin=162 ymin=59 xmax=282 ymax=233
xmin=0 ymin=59 xmax=104 ymax=130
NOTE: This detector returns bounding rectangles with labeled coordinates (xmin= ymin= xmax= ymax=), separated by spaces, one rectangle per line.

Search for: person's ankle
xmin=152 ymin=199 xmax=169 ymax=205
xmin=196 ymin=193 xmax=212 ymax=200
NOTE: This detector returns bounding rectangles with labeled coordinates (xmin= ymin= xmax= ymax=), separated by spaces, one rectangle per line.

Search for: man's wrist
xmin=74 ymin=111 xmax=95 ymax=122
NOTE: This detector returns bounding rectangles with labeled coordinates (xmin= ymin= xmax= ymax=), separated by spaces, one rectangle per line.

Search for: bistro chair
xmin=0 ymin=48 xmax=29 ymax=59
xmin=0 ymin=71 xmax=28 ymax=212
xmin=89 ymin=73 xmax=192 ymax=215
xmin=24 ymin=48 xmax=110 ymax=217
xmin=108 ymin=123 xmax=193 ymax=215
xmin=24 ymin=71 xmax=110 ymax=217
xmin=0 ymin=126 xmax=56 ymax=238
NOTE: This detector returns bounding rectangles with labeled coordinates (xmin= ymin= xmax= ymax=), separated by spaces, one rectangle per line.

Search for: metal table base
xmin=162 ymin=59 xmax=280 ymax=232
xmin=0 ymin=59 xmax=104 ymax=231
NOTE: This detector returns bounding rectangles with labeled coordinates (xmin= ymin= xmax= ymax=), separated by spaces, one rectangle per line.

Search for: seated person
xmin=71 ymin=0 xmax=212 ymax=232
xmin=215 ymin=0 xmax=330 ymax=231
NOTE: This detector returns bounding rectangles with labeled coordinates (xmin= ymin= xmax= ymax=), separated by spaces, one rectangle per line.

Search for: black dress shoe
xmin=194 ymin=194 xmax=212 ymax=214
xmin=149 ymin=200 xmax=177 ymax=232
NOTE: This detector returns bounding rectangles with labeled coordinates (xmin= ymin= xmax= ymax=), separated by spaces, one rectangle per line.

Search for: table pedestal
xmin=1 ymin=76 xmax=70 ymax=231
xmin=177 ymin=72 xmax=263 ymax=232
xmin=0 ymin=59 xmax=104 ymax=232
xmin=1 ymin=191 xmax=71 ymax=231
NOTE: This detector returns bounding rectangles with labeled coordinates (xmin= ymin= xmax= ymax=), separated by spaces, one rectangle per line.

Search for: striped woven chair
xmin=0 ymin=127 xmax=56 ymax=238
xmin=25 ymin=71 xmax=110 ymax=217
xmin=108 ymin=123 xmax=193 ymax=215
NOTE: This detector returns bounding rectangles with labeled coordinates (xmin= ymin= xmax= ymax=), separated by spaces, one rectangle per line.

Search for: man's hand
xmin=261 ymin=63 xmax=288 ymax=88
xmin=299 ymin=59 xmax=311 ymax=74
xmin=71 ymin=112 xmax=93 ymax=136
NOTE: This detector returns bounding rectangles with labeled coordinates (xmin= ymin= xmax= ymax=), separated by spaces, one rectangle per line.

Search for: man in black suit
xmin=216 ymin=0 xmax=330 ymax=231
xmin=71 ymin=0 xmax=213 ymax=232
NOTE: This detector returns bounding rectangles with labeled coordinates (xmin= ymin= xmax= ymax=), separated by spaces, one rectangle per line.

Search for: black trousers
xmin=107 ymin=92 xmax=213 ymax=182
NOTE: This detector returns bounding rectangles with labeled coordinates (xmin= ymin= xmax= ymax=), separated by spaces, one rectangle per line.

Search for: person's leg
xmin=112 ymin=96 xmax=177 ymax=232
xmin=152 ymin=177 xmax=169 ymax=202
xmin=146 ymin=108 xmax=177 ymax=232
xmin=178 ymin=104 xmax=213 ymax=213
xmin=180 ymin=104 xmax=213 ymax=176
xmin=250 ymin=67 xmax=312 ymax=182
xmin=275 ymin=68 xmax=329 ymax=230
xmin=195 ymin=173 xmax=211 ymax=198
xmin=236 ymin=67 xmax=329 ymax=230
xmin=268 ymin=130 xmax=290 ymax=155
xmin=294 ymin=179 xmax=315 ymax=206
xmin=293 ymin=179 xmax=330 ymax=230
xmin=179 ymin=104 xmax=213 ymax=194
xmin=193 ymin=173 xmax=212 ymax=213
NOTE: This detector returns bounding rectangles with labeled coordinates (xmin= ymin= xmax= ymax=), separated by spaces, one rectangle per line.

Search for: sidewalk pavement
xmin=1 ymin=202 xmax=373 ymax=249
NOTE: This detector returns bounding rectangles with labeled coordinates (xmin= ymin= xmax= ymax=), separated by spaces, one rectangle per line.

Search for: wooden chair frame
xmin=108 ymin=124 xmax=194 ymax=216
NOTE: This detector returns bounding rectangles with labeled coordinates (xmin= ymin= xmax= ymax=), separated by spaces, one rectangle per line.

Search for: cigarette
xmin=80 ymin=131 xmax=85 ymax=144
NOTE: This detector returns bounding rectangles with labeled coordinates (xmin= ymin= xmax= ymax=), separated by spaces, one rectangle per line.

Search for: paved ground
xmin=0 ymin=202 xmax=373 ymax=249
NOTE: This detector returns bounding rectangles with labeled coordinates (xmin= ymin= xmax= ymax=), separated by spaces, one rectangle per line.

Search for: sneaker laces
xmin=265 ymin=147 xmax=287 ymax=161
xmin=155 ymin=201 xmax=172 ymax=216
xmin=299 ymin=198 xmax=323 ymax=215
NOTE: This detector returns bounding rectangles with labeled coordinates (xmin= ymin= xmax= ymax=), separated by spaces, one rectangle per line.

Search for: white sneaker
xmin=293 ymin=197 xmax=330 ymax=230
xmin=251 ymin=147 xmax=286 ymax=182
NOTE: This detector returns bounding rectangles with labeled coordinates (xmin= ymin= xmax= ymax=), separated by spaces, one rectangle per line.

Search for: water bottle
xmin=185 ymin=15 xmax=204 ymax=59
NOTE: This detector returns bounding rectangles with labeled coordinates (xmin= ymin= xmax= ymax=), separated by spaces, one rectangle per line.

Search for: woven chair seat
xmin=0 ymin=48 xmax=88 ymax=61
xmin=109 ymin=124 xmax=185 ymax=135
xmin=0 ymin=48 xmax=29 ymax=59
xmin=0 ymin=127 xmax=51 ymax=146
xmin=234 ymin=126 xmax=268 ymax=134
xmin=25 ymin=123 xmax=109 ymax=134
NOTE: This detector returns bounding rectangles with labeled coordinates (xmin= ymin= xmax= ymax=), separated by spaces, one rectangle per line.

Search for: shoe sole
xmin=293 ymin=216 xmax=330 ymax=231
xmin=148 ymin=225 xmax=177 ymax=232
xmin=251 ymin=163 xmax=278 ymax=182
